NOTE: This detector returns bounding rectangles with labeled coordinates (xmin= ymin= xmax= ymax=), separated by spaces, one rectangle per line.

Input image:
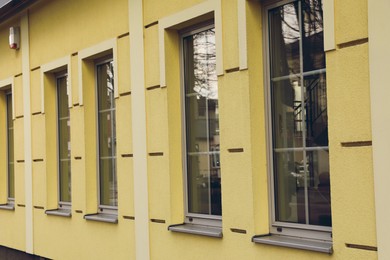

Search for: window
xmin=254 ymin=0 xmax=332 ymax=251
xmin=80 ymin=45 xmax=118 ymax=223
xmin=41 ymin=59 xmax=72 ymax=217
xmin=0 ymin=87 xmax=14 ymax=210
xmin=169 ymin=23 xmax=222 ymax=237
xmin=96 ymin=58 xmax=117 ymax=213
xmin=183 ymin=25 xmax=221 ymax=224
xmin=6 ymin=92 xmax=14 ymax=204
xmin=57 ymin=73 xmax=71 ymax=208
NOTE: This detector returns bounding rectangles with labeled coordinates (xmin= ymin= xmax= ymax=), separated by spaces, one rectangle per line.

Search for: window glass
xmin=6 ymin=93 xmax=14 ymax=200
xmin=183 ymin=27 xmax=221 ymax=216
xmin=57 ymin=75 xmax=71 ymax=203
xmin=268 ymin=0 xmax=331 ymax=228
xmin=269 ymin=2 xmax=300 ymax=79
xmin=97 ymin=60 xmax=117 ymax=207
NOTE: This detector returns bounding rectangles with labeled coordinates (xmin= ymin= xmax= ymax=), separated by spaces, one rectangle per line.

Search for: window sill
xmin=84 ymin=213 xmax=118 ymax=224
xmin=45 ymin=208 xmax=72 ymax=217
xmin=252 ymin=234 xmax=333 ymax=254
xmin=0 ymin=203 xmax=15 ymax=211
xmin=168 ymin=223 xmax=223 ymax=238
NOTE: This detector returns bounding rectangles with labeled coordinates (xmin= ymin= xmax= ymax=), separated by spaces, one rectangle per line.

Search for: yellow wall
xmin=0 ymin=0 xmax=381 ymax=259
xmin=0 ymin=19 xmax=22 ymax=79
xmin=28 ymin=0 xmax=129 ymax=68
xmin=0 ymin=0 xmax=136 ymax=259
xmin=0 ymin=17 xmax=26 ymax=254
xmin=27 ymin=0 xmax=135 ymax=256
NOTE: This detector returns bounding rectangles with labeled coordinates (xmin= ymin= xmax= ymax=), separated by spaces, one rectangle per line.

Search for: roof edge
xmin=0 ymin=0 xmax=37 ymax=23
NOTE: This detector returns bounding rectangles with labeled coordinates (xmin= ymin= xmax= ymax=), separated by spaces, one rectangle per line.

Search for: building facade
xmin=0 ymin=0 xmax=388 ymax=259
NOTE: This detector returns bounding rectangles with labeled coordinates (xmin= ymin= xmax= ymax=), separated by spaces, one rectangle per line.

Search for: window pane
xmin=97 ymin=61 xmax=115 ymax=112
xmin=274 ymin=150 xmax=305 ymax=224
xmin=7 ymin=128 xmax=14 ymax=162
xmin=97 ymin=60 xmax=117 ymax=208
xmin=302 ymin=0 xmax=325 ymax=72
xmin=269 ymin=2 xmax=300 ymax=79
xmin=58 ymin=117 xmax=71 ymax=202
xmin=57 ymin=77 xmax=69 ymax=118
xmin=185 ymin=96 xmax=208 ymax=153
xmin=304 ymin=73 xmax=328 ymax=147
xmin=99 ymin=158 xmax=117 ymax=206
xmin=184 ymin=27 xmax=221 ymax=217
xmin=98 ymin=111 xmax=116 ymax=158
xmin=6 ymin=94 xmax=13 ymax=127
xmin=307 ymin=149 xmax=331 ymax=226
xmin=58 ymin=119 xmax=70 ymax=159
xmin=183 ymin=29 xmax=217 ymax=96
xmin=208 ymin=99 xmax=220 ymax=152
xmin=187 ymin=154 xmax=221 ymax=215
xmin=59 ymin=160 xmax=71 ymax=202
xmin=8 ymin=163 xmax=14 ymax=199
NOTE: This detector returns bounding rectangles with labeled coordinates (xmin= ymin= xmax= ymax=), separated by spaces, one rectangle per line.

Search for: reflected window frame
xmin=180 ymin=22 xmax=222 ymax=227
xmin=263 ymin=0 xmax=332 ymax=241
xmin=56 ymin=71 xmax=72 ymax=209
xmin=95 ymin=56 xmax=118 ymax=214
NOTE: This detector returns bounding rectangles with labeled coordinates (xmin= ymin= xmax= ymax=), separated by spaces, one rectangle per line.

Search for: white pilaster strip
xmin=129 ymin=0 xmax=150 ymax=259
xmin=238 ymin=0 xmax=248 ymax=70
xmin=369 ymin=0 xmax=390 ymax=259
xmin=21 ymin=13 xmax=34 ymax=254
xmin=323 ymin=0 xmax=335 ymax=51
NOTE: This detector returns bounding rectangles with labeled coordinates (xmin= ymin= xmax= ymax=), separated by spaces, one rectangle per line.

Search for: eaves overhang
xmin=0 ymin=0 xmax=37 ymax=22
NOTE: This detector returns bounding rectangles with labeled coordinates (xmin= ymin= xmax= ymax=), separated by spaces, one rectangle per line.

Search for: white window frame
xmin=263 ymin=0 xmax=332 ymax=241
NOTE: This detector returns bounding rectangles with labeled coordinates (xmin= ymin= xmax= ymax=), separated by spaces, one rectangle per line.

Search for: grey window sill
xmin=252 ymin=234 xmax=333 ymax=254
xmin=45 ymin=208 xmax=72 ymax=217
xmin=0 ymin=203 xmax=15 ymax=211
xmin=168 ymin=223 xmax=223 ymax=238
xmin=84 ymin=213 xmax=118 ymax=224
